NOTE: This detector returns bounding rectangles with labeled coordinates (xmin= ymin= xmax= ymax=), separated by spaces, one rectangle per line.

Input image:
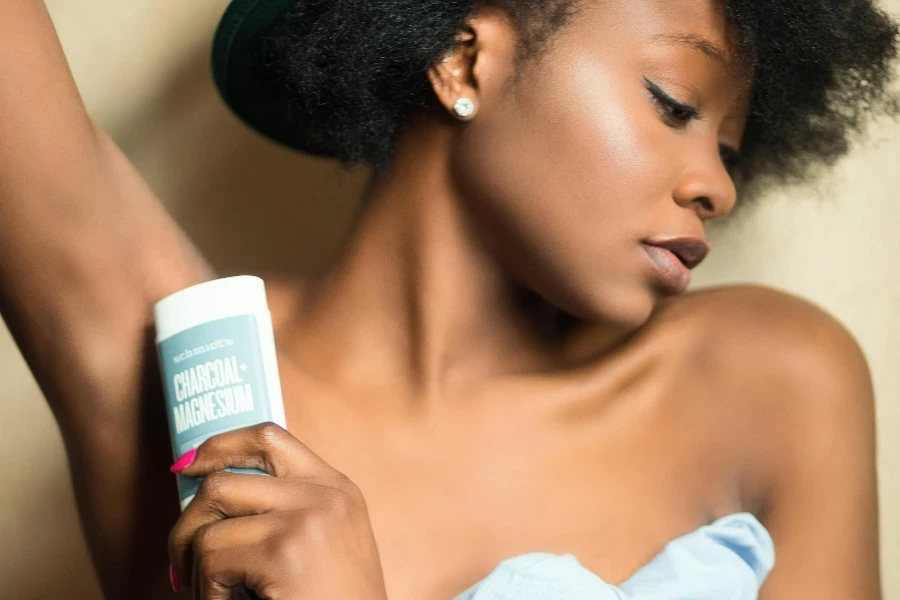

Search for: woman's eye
xmin=643 ymin=77 xmax=701 ymax=127
xmin=666 ymin=103 xmax=697 ymax=122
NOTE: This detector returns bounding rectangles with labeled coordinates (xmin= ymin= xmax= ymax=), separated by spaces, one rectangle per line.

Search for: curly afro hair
xmin=262 ymin=0 xmax=899 ymax=191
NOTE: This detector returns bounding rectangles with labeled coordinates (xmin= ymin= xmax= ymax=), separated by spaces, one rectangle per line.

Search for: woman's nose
xmin=672 ymin=146 xmax=738 ymax=221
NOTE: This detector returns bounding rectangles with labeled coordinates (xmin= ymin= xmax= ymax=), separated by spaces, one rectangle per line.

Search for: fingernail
xmin=169 ymin=562 xmax=181 ymax=592
xmin=170 ymin=448 xmax=198 ymax=473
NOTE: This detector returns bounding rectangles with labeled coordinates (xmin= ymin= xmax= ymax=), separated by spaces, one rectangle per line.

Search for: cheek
xmin=449 ymin=46 xmax=688 ymax=324
xmin=552 ymin=55 xmax=667 ymax=220
xmin=454 ymin=57 xmax=667 ymax=262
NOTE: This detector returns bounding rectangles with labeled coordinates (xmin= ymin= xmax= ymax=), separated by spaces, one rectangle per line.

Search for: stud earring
xmin=453 ymin=97 xmax=476 ymax=119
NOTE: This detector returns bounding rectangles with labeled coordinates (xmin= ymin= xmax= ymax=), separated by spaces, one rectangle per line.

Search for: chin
xmin=563 ymin=282 xmax=658 ymax=331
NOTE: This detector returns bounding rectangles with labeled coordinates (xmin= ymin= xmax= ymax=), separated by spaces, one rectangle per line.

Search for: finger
xmin=177 ymin=514 xmax=278 ymax=598
xmin=174 ymin=422 xmax=333 ymax=480
xmin=193 ymin=545 xmax=267 ymax=600
xmin=170 ymin=473 xmax=283 ymax=586
xmin=194 ymin=544 xmax=235 ymax=600
xmin=194 ymin=514 xmax=278 ymax=555
xmin=169 ymin=473 xmax=332 ymax=583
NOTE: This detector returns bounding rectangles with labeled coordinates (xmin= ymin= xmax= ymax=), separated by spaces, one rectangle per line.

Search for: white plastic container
xmin=154 ymin=276 xmax=286 ymax=509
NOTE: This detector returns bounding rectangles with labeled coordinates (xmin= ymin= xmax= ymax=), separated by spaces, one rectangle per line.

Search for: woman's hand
xmin=167 ymin=422 xmax=388 ymax=600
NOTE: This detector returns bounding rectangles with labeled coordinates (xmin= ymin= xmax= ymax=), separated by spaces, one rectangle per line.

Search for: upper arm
xmin=0 ymin=3 xmax=214 ymax=598
xmin=0 ymin=0 xmax=213 ymax=407
xmin=680 ymin=285 xmax=880 ymax=598
xmin=747 ymin=296 xmax=881 ymax=599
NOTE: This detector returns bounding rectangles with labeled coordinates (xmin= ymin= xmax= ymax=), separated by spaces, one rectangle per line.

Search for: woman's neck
xmin=288 ymin=120 xmax=629 ymax=407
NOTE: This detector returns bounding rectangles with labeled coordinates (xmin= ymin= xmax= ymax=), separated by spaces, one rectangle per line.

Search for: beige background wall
xmin=0 ymin=0 xmax=897 ymax=597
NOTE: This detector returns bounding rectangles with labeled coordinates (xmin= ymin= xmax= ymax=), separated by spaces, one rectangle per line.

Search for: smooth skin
xmin=0 ymin=0 xmax=880 ymax=599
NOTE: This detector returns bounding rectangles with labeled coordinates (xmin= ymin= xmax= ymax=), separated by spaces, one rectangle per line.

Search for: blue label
xmin=158 ymin=315 xmax=273 ymax=505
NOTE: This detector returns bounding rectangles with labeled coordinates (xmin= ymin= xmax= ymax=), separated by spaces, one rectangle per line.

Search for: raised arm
xmin=0 ymin=2 xmax=215 ymax=598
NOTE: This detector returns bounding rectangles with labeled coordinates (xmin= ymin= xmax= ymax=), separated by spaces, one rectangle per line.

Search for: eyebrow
xmin=652 ymin=33 xmax=730 ymax=65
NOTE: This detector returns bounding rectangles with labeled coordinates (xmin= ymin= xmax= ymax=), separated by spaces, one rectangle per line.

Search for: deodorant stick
xmin=154 ymin=275 xmax=287 ymax=510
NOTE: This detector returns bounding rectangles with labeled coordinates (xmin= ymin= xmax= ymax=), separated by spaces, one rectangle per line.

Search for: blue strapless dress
xmin=453 ymin=512 xmax=774 ymax=599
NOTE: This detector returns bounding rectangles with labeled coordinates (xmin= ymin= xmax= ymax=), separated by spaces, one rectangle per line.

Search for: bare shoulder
xmin=655 ymin=283 xmax=872 ymax=397
xmin=648 ymin=284 xmax=876 ymax=512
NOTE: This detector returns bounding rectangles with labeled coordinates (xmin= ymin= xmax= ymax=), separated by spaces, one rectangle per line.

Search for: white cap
xmin=154 ymin=276 xmax=269 ymax=342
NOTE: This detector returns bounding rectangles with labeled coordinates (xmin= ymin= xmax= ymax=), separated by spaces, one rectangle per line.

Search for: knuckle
xmin=254 ymin=422 xmax=286 ymax=445
xmin=197 ymin=433 xmax=221 ymax=457
xmin=329 ymin=470 xmax=361 ymax=496
xmin=332 ymin=470 xmax=355 ymax=490
xmin=326 ymin=487 xmax=358 ymax=518
xmin=197 ymin=470 xmax=231 ymax=501
xmin=193 ymin=522 xmax=220 ymax=555
xmin=345 ymin=478 xmax=365 ymax=502
xmin=265 ymin=531 xmax=304 ymax=562
xmin=301 ymin=507 xmax=332 ymax=540
xmin=334 ymin=474 xmax=365 ymax=506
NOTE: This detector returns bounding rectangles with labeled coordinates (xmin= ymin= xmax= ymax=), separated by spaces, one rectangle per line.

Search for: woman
xmin=0 ymin=0 xmax=897 ymax=598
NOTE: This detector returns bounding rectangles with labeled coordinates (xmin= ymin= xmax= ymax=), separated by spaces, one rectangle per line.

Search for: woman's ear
xmin=427 ymin=28 xmax=479 ymax=120
xmin=426 ymin=8 xmax=519 ymax=122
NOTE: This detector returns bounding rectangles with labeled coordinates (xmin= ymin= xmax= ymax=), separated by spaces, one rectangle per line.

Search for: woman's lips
xmin=641 ymin=243 xmax=693 ymax=296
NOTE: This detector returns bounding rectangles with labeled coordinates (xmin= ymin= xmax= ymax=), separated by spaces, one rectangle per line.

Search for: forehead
xmin=555 ymin=0 xmax=752 ymax=103
xmin=559 ymin=0 xmax=745 ymax=69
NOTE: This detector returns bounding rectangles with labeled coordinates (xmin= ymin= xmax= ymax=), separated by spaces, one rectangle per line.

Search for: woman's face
xmin=448 ymin=0 xmax=751 ymax=328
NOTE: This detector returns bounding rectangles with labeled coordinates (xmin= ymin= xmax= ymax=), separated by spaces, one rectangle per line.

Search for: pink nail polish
xmin=169 ymin=562 xmax=181 ymax=592
xmin=169 ymin=448 xmax=198 ymax=473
